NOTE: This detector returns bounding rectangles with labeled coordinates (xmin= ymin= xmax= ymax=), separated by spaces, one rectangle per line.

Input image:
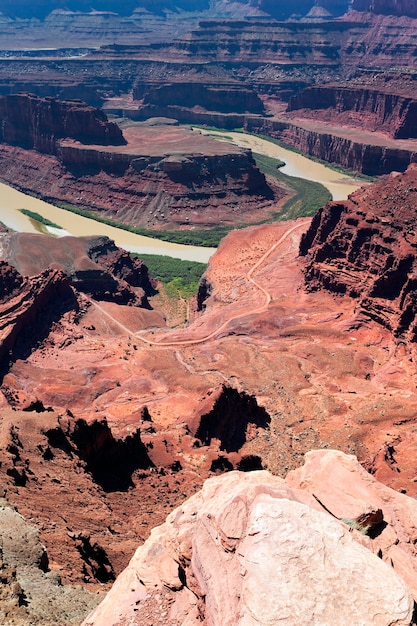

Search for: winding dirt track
xmin=88 ymin=221 xmax=307 ymax=347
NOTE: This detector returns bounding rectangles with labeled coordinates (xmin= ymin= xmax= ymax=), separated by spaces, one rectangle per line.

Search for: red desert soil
xmin=2 ymin=208 xmax=417 ymax=592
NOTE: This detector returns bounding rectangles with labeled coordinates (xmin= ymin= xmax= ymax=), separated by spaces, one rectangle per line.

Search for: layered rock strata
xmin=0 ymin=96 xmax=286 ymax=229
xmin=0 ymin=93 xmax=125 ymax=153
xmin=0 ymin=261 xmax=78 ymax=376
xmin=4 ymin=233 xmax=152 ymax=306
xmin=82 ymin=451 xmax=416 ymax=626
xmin=245 ymin=116 xmax=417 ymax=175
xmin=287 ymin=85 xmax=417 ymax=139
xmin=0 ymin=233 xmax=154 ymax=375
xmin=300 ymin=164 xmax=417 ymax=340
xmin=133 ymin=81 xmax=265 ymax=115
xmin=351 ymin=0 xmax=417 ymax=17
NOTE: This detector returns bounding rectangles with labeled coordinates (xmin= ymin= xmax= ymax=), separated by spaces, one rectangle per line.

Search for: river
xmin=200 ymin=130 xmax=365 ymax=201
xmin=0 ymin=182 xmax=215 ymax=263
xmin=0 ymin=132 xmax=366 ymax=262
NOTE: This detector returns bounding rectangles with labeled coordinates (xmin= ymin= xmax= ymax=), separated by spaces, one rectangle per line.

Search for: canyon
xmin=2 ymin=166 xmax=417 ymax=622
xmin=0 ymin=94 xmax=282 ymax=231
xmin=2 ymin=1 xmax=417 ymax=624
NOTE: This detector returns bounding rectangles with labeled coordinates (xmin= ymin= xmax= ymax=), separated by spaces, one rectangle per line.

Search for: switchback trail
xmin=88 ymin=221 xmax=307 ymax=348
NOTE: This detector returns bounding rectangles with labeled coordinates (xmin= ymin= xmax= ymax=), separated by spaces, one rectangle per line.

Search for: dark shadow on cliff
xmin=0 ymin=269 xmax=80 ymax=384
xmin=44 ymin=417 xmax=154 ymax=492
xmin=194 ymin=385 xmax=270 ymax=453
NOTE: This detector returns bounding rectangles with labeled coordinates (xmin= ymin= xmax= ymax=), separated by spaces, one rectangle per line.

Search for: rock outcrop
xmin=0 ymin=115 xmax=282 ymax=231
xmin=0 ymin=94 xmax=125 ymax=154
xmin=300 ymin=164 xmax=417 ymax=340
xmin=0 ymin=260 xmax=78 ymax=377
xmin=0 ymin=233 xmax=156 ymax=376
xmin=4 ymin=233 xmax=152 ymax=306
xmin=82 ymin=451 xmax=416 ymax=626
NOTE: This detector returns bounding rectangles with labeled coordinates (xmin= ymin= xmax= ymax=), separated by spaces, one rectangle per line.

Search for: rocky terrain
xmin=0 ymin=2 xmax=416 ymax=176
xmin=82 ymin=451 xmax=417 ymax=626
xmin=0 ymin=233 xmax=154 ymax=377
xmin=300 ymin=164 xmax=417 ymax=341
xmin=3 ymin=1 xmax=417 ymax=624
xmin=2 ymin=167 xmax=417 ymax=622
xmin=0 ymin=95 xmax=282 ymax=231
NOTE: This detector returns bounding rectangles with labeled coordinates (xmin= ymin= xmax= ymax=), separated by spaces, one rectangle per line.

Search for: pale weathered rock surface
xmin=287 ymin=449 xmax=417 ymax=602
xmin=0 ymin=500 xmax=100 ymax=626
xmin=82 ymin=455 xmax=415 ymax=626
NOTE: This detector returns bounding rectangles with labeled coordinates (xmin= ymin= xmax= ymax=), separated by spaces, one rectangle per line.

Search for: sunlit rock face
xmin=300 ymin=164 xmax=417 ymax=341
xmin=82 ymin=451 xmax=417 ymax=626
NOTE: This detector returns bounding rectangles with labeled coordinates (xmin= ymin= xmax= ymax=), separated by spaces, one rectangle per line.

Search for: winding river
xmin=201 ymin=130 xmax=365 ymax=201
xmin=0 ymin=132 xmax=365 ymax=262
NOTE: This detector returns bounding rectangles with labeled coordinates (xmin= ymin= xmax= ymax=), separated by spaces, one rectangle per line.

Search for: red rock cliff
xmin=287 ymin=85 xmax=417 ymax=139
xmin=245 ymin=116 xmax=417 ymax=175
xmin=134 ymin=81 xmax=265 ymax=114
xmin=0 ymin=94 xmax=126 ymax=154
xmin=299 ymin=165 xmax=417 ymax=340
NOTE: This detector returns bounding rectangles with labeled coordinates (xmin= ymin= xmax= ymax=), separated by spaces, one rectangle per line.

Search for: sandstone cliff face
xmin=0 ymin=94 xmax=125 ymax=155
xmin=134 ymin=82 xmax=265 ymax=115
xmin=82 ymin=451 xmax=416 ymax=626
xmin=245 ymin=116 xmax=417 ymax=175
xmin=0 ymin=261 xmax=78 ymax=377
xmin=300 ymin=165 xmax=417 ymax=340
xmin=0 ymin=127 xmax=281 ymax=230
xmin=287 ymin=85 xmax=417 ymax=139
xmin=151 ymin=19 xmax=351 ymax=65
xmin=5 ymin=233 xmax=152 ymax=307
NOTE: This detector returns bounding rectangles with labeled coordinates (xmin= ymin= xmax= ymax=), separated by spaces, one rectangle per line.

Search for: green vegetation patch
xmin=57 ymin=204 xmax=229 ymax=247
xmin=137 ymin=253 xmax=207 ymax=299
xmin=253 ymin=153 xmax=332 ymax=220
xmin=20 ymin=209 xmax=62 ymax=229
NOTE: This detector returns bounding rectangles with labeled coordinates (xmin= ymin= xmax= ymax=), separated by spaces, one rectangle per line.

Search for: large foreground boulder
xmin=82 ymin=450 xmax=416 ymax=626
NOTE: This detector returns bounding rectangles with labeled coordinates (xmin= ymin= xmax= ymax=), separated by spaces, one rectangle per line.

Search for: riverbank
xmin=0 ymin=131 xmax=367 ymax=263
xmin=198 ymin=130 xmax=366 ymax=200
xmin=0 ymin=182 xmax=216 ymax=263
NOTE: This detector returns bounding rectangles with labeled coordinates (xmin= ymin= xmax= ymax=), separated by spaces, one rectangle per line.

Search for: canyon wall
xmin=245 ymin=117 xmax=417 ymax=175
xmin=0 ymin=141 xmax=277 ymax=229
xmin=0 ymin=0 xmax=350 ymax=21
xmin=0 ymin=262 xmax=78 ymax=377
xmin=351 ymin=0 xmax=417 ymax=17
xmin=134 ymin=81 xmax=265 ymax=114
xmin=287 ymin=85 xmax=417 ymax=139
xmin=299 ymin=164 xmax=417 ymax=340
xmin=0 ymin=94 xmax=125 ymax=154
xmin=0 ymin=94 xmax=280 ymax=230
xmin=5 ymin=233 xmax=152 ymax=306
